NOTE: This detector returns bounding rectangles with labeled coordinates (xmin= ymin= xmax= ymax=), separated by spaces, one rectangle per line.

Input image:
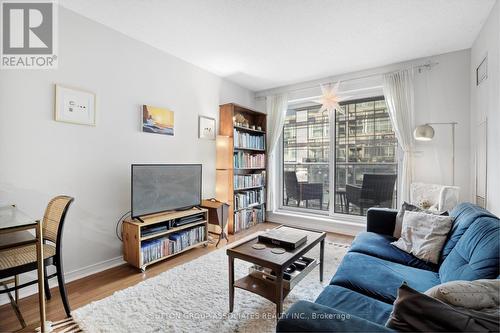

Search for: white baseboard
xmin=267 ymin=211 xmax=364 ymax=236
xmin=1 ymin=256 xmax=125 ymax=306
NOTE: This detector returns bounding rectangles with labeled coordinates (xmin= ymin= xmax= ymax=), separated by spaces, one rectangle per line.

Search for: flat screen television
xmin=131 ymin=164 xmax=202 ymax=218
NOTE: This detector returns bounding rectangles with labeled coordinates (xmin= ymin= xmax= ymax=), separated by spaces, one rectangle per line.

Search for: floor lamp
xmin=413 ymin=122 xmax=458 ymax=186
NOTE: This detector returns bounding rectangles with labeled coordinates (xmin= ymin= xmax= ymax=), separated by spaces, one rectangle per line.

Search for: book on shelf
xmin=234 ymin=188 xmax=265 ymax=210
xmin=234 ymin=172 xmax=266 ymax=190
xmin=233 ymin=129 xmax=265 ymax=150
xmin=233 ymin=151 xmax=265 ymax=169
xmin=234 ymin=205 xmax=265 ymax=233
xmin=140 ymin=225 xmax=205 ymax=264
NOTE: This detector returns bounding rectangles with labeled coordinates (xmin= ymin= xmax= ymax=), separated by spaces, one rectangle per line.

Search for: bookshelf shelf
xmin=216 ymin=103 xmax=267 ymax=234
xmin=139 ymin=241 xmax=209 ymax=267
xmin=234 ymin=167 xmax=266 ymax=170
xmin=122 ymin=208 xmax=208 ymax=271
xmin=233 ymin=125 xmax=266 ymax=134
xmin=234 ymin=185 xmax=265 ymax=192
xmin=234 ymin=202 xmax=266 ymax=212
xmin=140 ymin=220 xmax=207 ymax=241
xmin=234 ymin=147 xmax=266 ymax=152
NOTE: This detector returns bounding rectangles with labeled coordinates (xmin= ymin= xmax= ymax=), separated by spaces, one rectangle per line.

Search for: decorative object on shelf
xmin=414 ymin=122 xmax=458 ymax=185
xmin=476 ymin=56 xmax=488 ymax=86
xmin=142 ymin=105 xmax=174 ymax=136
xmin=198 ymin=115 xmax=216 ymax=140
xmin=314 ymin=81 xmax=351 ymax=114
xmin=233 ymin=113 xmax=249 ymax=127
xmin=55 ymin=84 xmax=96 ymax=126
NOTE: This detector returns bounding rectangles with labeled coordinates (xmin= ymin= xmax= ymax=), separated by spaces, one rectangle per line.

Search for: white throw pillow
xmin=425 ymin=280 xmax=500 ymax=310
xmin=391 ymin=211 xmax=453 ymax=264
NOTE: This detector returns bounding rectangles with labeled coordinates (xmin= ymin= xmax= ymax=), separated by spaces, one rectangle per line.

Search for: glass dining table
xmin=0 ymin=205 xmax=47 ymax=332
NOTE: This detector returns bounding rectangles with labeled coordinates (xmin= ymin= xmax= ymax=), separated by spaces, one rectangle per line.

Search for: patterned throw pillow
xmin=425 ymin=279 xmax=500 ymax=310
xmin=392 ymin=211 xmax=453 ymax=264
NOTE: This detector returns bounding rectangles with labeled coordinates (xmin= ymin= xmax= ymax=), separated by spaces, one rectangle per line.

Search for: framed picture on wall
xmin=198 ymin=115 xmax=216 ymax=140
xmin=55 ymin=85 xmax=96 ymax=126
xmin=142 ymin=105 xmax=175 ymax=136
xmin=476 ymin=56 xmax=488 ymax=86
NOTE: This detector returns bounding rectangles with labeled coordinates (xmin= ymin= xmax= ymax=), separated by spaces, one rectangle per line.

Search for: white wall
xmin=470 ymin=0 xmax=500 ymax=216
xmin=0 ymin=7 xmax=254 ymax=293
xmin=412 ymin=50 xmax=471 ymax=198
xmin=257 ymin=50 xmax=472 ymax=208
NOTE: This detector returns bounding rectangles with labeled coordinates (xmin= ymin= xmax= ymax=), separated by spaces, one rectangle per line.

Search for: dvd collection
xmin=234 ymin=206 xmax=265 ymax=233
xmin=140 ymin=225 xmax=206 ymax=264
xmin=234 ymin=188 xmax=265 ymax=210
xmin=233 ymin=129 xmax=265 ymax=150
xmin=233 ymin=152 xmax=265 ymax=169
xmin=234 ymin=172 xmax=266 ymax=189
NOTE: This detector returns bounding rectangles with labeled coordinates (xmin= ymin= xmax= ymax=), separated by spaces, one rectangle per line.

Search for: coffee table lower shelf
xmin=234 ymin=275 xmax=291 ymax=303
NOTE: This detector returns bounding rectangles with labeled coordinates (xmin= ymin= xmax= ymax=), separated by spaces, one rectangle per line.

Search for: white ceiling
xmin=60 ymin=0 xmax=495 ymax=91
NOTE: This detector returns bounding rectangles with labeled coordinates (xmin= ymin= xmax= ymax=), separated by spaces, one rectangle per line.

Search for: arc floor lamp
xmin=414 ymin=122 xmax=458 ymax=186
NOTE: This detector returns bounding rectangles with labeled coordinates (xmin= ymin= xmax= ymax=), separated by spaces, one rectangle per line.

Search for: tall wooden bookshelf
xmin=216 ymin=103 xmax=267 ymax=234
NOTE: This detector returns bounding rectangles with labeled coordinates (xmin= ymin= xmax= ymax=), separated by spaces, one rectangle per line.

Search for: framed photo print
xmin=198 ymin=115 xmax=216 ymax=140
xmin=55 ymin=85 xmax=96 ymax=126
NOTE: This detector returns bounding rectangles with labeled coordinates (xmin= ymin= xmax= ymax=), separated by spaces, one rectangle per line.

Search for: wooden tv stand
xmin=122 ymin=208 xmax=209 ymax=272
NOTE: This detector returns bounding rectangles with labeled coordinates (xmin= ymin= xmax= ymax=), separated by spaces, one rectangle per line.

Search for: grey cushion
xmin=386 ymin=284 xmax=500 ymax=332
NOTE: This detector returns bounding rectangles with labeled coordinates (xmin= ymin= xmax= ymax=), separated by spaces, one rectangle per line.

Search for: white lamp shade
xmin=414 ymin=124 xmax=435 ymax=141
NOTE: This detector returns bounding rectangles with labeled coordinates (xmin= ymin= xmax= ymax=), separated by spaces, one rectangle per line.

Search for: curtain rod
xmin=256 ymin=61 xmax=439 ymax=99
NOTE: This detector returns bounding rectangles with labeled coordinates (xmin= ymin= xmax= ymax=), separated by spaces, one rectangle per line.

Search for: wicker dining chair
xmin=0 ymin=195 xmax=74 ymax=324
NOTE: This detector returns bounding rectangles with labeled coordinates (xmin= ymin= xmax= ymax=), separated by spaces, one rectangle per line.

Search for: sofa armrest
xmin=366 ymin=208 xmax=398 ymax=236
xmin=276 ymin=300 xmax=393 ymax=332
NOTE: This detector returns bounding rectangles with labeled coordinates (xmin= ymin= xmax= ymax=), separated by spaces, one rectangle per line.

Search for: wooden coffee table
xmin=227 ymin=225 xmax=326 ymax=319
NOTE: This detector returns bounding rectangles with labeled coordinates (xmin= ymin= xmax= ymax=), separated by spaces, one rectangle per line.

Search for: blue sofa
xmin=277 ymin=203 xmax=500 ymax=332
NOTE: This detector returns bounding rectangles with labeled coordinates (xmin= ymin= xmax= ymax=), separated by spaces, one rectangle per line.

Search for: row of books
xmin=234 ymin=188 xmax=265 ymax=210
xmin=233 ymin=152 xmax=265 ymax=169
xmin=234 ymin=206 xmax=265 ymax=233
xmin=140 ymin=226 xmax=206 ymax=265
xmin=234 ymin=172 xmax=266 ymax=189
xmin=234 ymin=129 xmax=265 ymax=150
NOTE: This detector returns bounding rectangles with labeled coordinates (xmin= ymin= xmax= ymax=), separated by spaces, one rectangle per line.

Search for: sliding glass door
xmin=282 ymin=97 xmax=398 ymax=217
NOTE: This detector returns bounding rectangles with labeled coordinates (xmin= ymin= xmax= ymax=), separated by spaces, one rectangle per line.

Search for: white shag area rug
xmin=72 ymin=240 xmax=349 ymax=333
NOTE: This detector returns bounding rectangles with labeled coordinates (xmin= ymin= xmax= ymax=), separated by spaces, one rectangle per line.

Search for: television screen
xmin=131 ymin=164 xmax=202 ymax=218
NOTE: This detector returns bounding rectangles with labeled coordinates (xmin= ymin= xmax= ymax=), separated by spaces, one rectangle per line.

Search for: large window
xmin=282 ymin=97 xmax=398 ymax=217
xmin=283 ymin=106 xmax=329 ymax=211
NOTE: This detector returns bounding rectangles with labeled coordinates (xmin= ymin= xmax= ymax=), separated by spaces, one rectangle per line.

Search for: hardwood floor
xmin=0 ymin=222 xmax=353 ymax=332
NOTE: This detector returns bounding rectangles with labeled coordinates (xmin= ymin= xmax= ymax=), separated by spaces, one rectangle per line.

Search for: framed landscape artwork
xmin=198 ymin=115 xmax=216 ymax=140
xmin=55 ymin=85 xmax=96 ymax=126
xmin=142 ymin=105 xmax=174 ymax=136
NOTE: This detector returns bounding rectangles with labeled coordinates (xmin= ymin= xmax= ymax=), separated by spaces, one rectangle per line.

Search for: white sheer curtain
xmin=383 ymin=69 xmax=415 ymax=204
xmin=266 ymin=93 xmax=288 ymax=212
